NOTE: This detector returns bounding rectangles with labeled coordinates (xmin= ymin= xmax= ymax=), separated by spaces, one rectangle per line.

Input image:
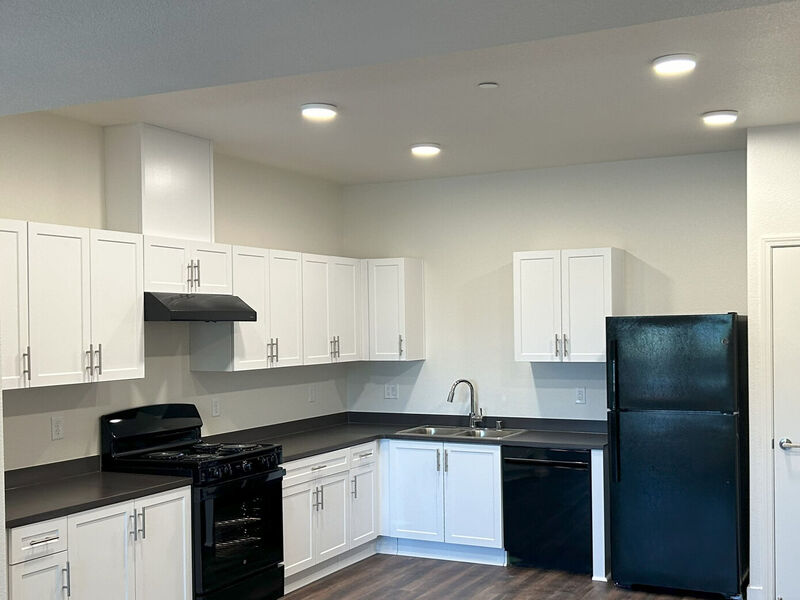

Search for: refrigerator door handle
xmin=607 ymin=339 xmax=619 ymax=411
xmin=609 ymin=411 xmax=621 ymax=482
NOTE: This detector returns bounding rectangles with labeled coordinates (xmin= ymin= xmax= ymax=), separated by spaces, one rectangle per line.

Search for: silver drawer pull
xmin=780 ymin=438 xmax=800 ymax=450
xmin=28 ymin=535 xmax=59 ymax=546
xmin=311 ymin=465 xmax=327 ymax=471
xmin=358 ymin=452 xmax=373 ymax=458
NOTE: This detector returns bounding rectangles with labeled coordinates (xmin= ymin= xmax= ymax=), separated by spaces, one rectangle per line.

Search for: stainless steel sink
xmin=453 ymin=428 xmax=524 ymax=439
xmin=396 ymin=425 xmax=468 ymax=437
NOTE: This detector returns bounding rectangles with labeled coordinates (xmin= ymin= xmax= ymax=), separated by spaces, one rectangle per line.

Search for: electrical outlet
xmin=575 ymin=388 xmax=587 ymax=404
xmin=212 ymin=398 xmax=221 ymax=417
xmin=384 ymin=383 xmax=400 ymax=399
xmin=51 ymin=415 xmax=65 ymax=440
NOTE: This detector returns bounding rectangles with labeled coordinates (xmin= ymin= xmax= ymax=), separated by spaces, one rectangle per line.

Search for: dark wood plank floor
xmin=285 ymin=555 xmax=707 ymax=600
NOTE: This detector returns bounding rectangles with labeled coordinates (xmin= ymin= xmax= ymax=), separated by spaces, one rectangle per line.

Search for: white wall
xmin=343 ymin=152 xmax=747 ymax=420
xmin=0 ymin=112 xmax=348 ymax=470
xmin=745 ymin=123 xmax=800 ymax=600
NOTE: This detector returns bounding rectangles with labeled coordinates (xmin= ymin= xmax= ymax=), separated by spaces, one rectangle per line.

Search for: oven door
xmin=193 ymin=468 xmax=284 ymax=596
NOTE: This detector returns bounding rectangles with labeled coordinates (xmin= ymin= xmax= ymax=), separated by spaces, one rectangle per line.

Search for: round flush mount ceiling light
xmin=477 ymin=81 xmax=500 ymax=89
xmin=411 ymin=143 xmax=442 ymax=158
xmin=702 ymin=110 xmax=739 ymax=126
xmin=651 ymin=54 xmax=697 ymax=76
xmin=301 ymin=103 xmax=338 ymax=121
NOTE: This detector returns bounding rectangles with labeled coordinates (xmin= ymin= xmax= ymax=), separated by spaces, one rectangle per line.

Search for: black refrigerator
xmin=606 ymin=313 xmax=748 ymax=598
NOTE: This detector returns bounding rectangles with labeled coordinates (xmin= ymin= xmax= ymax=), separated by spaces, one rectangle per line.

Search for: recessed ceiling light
xmin=477 ymin=82 xmax=499 ymax=89
xmin=411 ymin=143 xmax=442 ymax=158
xmin=702 ymin=110 xmax=739 ymax=126
xmin=301 ymin=103 xmax=338 ymax=121
xmin=651 ymin=54 xmax=697 ymax=76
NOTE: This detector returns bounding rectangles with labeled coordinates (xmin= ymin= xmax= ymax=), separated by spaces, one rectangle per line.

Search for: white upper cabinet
xmin=269 ymin=250 xmax=303 ymax=367
xmin=28 ymin=223 xmax=92 ymax=387
xmin=367 ymin=258 xmax=425 ymax=361
xmin=105 ymin=123 xmax=214 ymax=242
xmin=90 ymin=230 xmax=145 ymax=382
xmin=231 ymin=246 xmax=270 ymax=371
xmin=302 ymin=254 xmax=363 ymax=365
xmin=0 ymin=219 xmax=30 ymax=390
xmin=514 ymin=247 xmax=623 ymax=362
xmin=144 ymin=236 xmax=232 ymax=294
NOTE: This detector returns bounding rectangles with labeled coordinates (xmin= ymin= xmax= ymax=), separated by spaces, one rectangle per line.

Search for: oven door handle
xmin=197 ymin=467 xmax=286 ymax=498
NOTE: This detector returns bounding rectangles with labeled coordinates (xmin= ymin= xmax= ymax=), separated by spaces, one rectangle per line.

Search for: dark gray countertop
xmin=6 ymin=471 xmax=192 ymax=529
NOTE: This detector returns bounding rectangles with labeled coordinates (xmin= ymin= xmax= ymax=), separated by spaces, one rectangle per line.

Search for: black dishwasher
xmin=502 ymin=446 xmax=592 ymax=573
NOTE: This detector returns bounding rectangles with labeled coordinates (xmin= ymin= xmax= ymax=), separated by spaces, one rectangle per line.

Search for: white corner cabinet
xmin=105 ymin=123 xmax=215 ymax=242
xmin=367 ymin=258 xmax=425 ymax=361
xmin=144 ymin=235 xmax=232 ymax=294
xmin=387 ymin=440 xmax=503 ymax=548
xmin=281 ymin=443 xmax=378 ymax=578
xmin=0 ymin=220 xmax=144 ymax=390
xmin=8 ymin=487 xmax=192 ymax=600
xmin=513 ymin=247 xmax=624 ymax=363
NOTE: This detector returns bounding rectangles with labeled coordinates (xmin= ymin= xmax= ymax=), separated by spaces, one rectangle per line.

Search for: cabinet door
xmin=8 ymin=551 xmax=68 ymax=600
xmin=315 ymin=471 xmax=350 ymax=563
xmin=513 ymin=250 xmax=562 ymax=362
xmin=350 ymin=463 xmax=378 ymax=547
xmin=90 ymin=230 xmax=144 ymax=382
xmin=388 ymin=440 xmax=444 ymax=542
xmin=68 ymin=501 xmax=135 ymax=600
xmin=28 ymin=223 xmax=92 ymax=387
xmin=0 ymin=219 xmax=29 ymax=390
xmin=330 ymin=257 xmax=362 ymax=362
xmin=561 ymin=248 xmax=612 ymax=362
xmin=269 ymin=250 xmax=303 ymax=367
xmin=443 ymin=443 xmax=503 ymax=548
xmin=191 ymin=242 xmax=233 ymax=294
xmin=302 ymin=254 xmax=332 ymax=365
xmin=232 ymin=246 xmax=270 ymax=371
xmin=134 ymin=488 xmax=192 ymax=600
xmin=368 ymin=259 xmax=404 ymax=361
xmin=282 ymin=481 xmax=315 ymax=577
xmin=143 ymin=236 xmax=190 ymax=293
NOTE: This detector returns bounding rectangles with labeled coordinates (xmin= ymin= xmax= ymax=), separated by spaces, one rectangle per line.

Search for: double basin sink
xmin=396 ymin=425 xmax=524 ymax=439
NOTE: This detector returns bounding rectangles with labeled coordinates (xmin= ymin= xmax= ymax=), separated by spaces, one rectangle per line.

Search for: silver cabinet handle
xmin=28 ymin=535 xmax=59 ymax=546
xmin=444 ymin=449 xmax=449 ymax=472
xmin=267 ymin=338 xmax=274 ymax=364
xmin=187 ymin=261 xmax=193 ymax=291
xmin=563 ymin=334 xmax=569 ymax=356
xmin=319 ymin=485 xmax=324 ymax=510
xmin=130 ymin=512 xmax=138 ymax=541
xmin=358 ymin=451 xmax=373 ymax=459
xmin=138 ymin=508 xmax=146 ymax=539
xmin=22 ymin=345 xmax=31 ymax=381
xmin=86 ymin=344 xmax=94 ymax=378
xmin=95 ymin=344 xmax=102 ymax=376
xmin=555 ymin=334 xmax=561 ymax=357
xmin=780 ymin=438 xmax=800 ymax=450
xmin=330 ymin=337 xmax=336 ymax=359
xmin=399 ymin=334 xmax=404 ymax=357
xmin=351 ymin=477 xmax=357 ymax=498
xmin=62 ymin=561 xmax=71 ymax=597
xmin=336 ymin=336 xmax=340 ymax=358
xmin=195 ymin=259 xmax=201 ymax=287
xmin=311 ymin=464 xmax=327 ymax=471
xmin=275 ymin=338 xmax=279 ymax=363
xmin=312 ymin=487 xmax=319 ymax=511
xmin=436 ymin=448 xmax=441 ymax=471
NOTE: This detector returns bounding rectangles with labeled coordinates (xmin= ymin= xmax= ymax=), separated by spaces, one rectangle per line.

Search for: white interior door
xmin=0 ymin=219 xmax=29 ymax=390
xmin=513 ymin=250 xmax=561 ymax=362
xmin=232 ymin=246 xmax=269 ymax=371
xmin=68 ymin=501 xmax=135 ymax=600
xmin=134 ymin=489 xmax=192 ymax=600
xmin=269 ymin=250 xmax=303 ymax=367
xmin=191 ymin=242 xmax=232 ymax=294
xmin=143 ymin=236 xmax=190 ymax=292
xmin=302 ymin=254 xmax=332 ymax=365
xmin=315 ymin=471 xmax=350 ymax=563
xmin=28 ymin=223 xmax=92 ymax=387
xmin=282 ymin=481 xmax=315 ymax=577
xmin=330 ymin=257 xmax=362 ymax=362
xmin=368 ymin=259 xmax=404 ymax=361
xmin=388 ymin=440 xmax=444 ymax=542
xmin=90 ymin=230 xmax=144 ymax=382
xmin=561 ymin=248 xmax=611 ymax=362
xmin=772 ymin=243 xmax=800 ymax=600
xmin=350 ymin=464 xmax=378 ymax=547
xmin=8 ymin=551 xmax=68 ymax=600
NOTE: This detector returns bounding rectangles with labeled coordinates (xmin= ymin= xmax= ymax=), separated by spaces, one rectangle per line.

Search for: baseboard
xmin=747 ymin=584 xmax=764 ymax=600
xmin=379 ymin=536 xmax=506 ymax=566
xmin=284 ymin=540 xmax=378 ymax=594
xmin=592 ymin=575 xmax=609 ymax=582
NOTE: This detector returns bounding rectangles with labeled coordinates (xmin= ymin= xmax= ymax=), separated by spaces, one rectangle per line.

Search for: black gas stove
xmin=101 ymin=404 xmax=284 ymax=600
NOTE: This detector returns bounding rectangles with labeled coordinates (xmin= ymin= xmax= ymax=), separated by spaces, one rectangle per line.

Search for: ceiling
xmin=53 ymin=2 xmax=800 ymax=184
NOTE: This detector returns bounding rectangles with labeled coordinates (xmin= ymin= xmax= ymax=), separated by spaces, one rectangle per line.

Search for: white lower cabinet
xmin=282 ymin=481 xmax=316 ymax=576
xmin=349 ymin=463 xmax=378 ymax=547
xmin=8 ymin=487 xmax=191 ymax=600
xmin=314 ymin=471 xmax=350 ymax=563
xmin=388 ymin=440 xmax=503 ymax=549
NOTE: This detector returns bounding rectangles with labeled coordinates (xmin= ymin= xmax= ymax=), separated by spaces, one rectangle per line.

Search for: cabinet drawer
xmin=349 ymin=442 xmax=377 ymax=466
xmin=8 ymin=517 xmax=68 ymax=565
xmin=282 ymin=448 xmax=349 ymax=487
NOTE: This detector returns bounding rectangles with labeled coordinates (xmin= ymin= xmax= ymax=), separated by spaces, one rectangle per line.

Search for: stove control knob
xmin=221 ymin=464 xmax=232 ymax=477
xmin=242 ymin=460 xmax=253 ymax=473
xmin=208 ymin=467 xmax=221 ymax=480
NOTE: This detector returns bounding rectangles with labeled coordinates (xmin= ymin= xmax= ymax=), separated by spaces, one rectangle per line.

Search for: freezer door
xmin=607 ymin=314 xmax=739 ymax=412
xmin=609 ymin=410 xmax=742 ymax=596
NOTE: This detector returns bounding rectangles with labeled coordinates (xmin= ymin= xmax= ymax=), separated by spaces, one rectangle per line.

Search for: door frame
xmin=756 ymin=235 xmax=800 ymax=600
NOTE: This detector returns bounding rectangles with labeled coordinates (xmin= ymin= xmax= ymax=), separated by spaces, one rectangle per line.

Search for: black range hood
xmin=144 ymin=292 xmax=257 ymax=322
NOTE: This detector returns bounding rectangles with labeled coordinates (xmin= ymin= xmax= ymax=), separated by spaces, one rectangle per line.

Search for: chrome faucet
xmin=446 ymin=379 xmax=483 ymax=428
